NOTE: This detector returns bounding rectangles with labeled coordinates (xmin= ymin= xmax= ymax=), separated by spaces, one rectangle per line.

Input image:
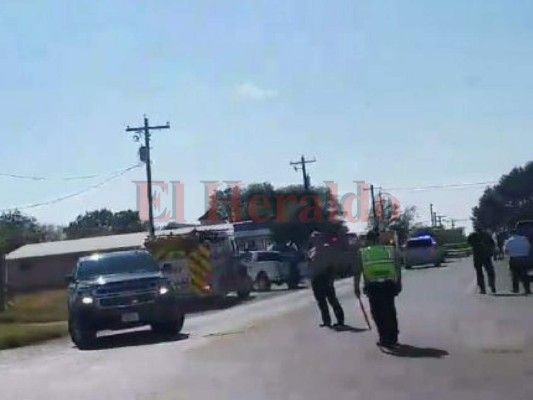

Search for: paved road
xmin=1 ymin=258 xmax=532 ymax=399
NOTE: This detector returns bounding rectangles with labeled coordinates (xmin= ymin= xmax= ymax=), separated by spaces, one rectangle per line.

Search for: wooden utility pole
xmin=0 ymin=255 xmax=6 ymax=312
xmin=370 ymin=184 xmax=378 ymax=231
xmin=126 ymin=115 xmax=170 ymax=237
xmin=290 ymin=155 xmax=316 ymax=190
xmin=378 ymin=189 xmax=386 ymax=231
xmin=430 ymin=204 xmax=435 ymax=227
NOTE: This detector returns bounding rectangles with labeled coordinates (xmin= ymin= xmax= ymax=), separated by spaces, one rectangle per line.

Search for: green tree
xmin=206 ymin=183 xmax=345 ymax=249
xmin=0 ymin=211 xmax=45 ymax=253
xmin=64 ymin=209 xmax=145 ymax=239
xmin=388 ymin=205 xmax=417 ymax=243
xmin=472 ymin=161 xmax=533 ymax=230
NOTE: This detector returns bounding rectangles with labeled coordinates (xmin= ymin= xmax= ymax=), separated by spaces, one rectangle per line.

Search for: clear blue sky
xmin=1 ymin=0 xmax=532 ymax=232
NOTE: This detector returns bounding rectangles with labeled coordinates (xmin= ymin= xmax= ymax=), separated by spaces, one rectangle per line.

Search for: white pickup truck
xmin=239 ymin=251 xmax=292 ymax=291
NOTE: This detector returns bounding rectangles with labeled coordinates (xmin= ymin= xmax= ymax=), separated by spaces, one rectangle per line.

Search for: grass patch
xmin=0 ymin=322 xmax=68 ymax=350
xmin=0 ymin=289 xmax=68 ymax=324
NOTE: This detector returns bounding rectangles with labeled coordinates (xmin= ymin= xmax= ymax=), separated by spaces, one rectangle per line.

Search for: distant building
xmin=5 ymin=232 xmax=148 ymax=292
xmin=198 ymin=209 xmax=229 ymax=225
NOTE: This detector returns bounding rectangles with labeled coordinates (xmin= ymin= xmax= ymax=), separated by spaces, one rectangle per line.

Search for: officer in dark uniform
xmin=467 ymin=229 xmax=496 ymax=294
xmin=307 ymin=231 xmax=345 ymax=327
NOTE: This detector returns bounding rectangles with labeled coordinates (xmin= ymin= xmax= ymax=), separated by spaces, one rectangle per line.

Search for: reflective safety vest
xmin=361 ymin=245 xmax=398 ymax=283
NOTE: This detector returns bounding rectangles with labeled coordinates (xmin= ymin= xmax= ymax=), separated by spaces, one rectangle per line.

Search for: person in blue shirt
xmin=504 ymin=231 xmax=531 ymax=295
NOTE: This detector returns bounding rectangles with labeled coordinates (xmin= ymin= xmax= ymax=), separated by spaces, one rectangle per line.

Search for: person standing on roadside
xmin=504 ymin=230 xmax=531 ymax=295
xmin=467 ymin=228 xmax=497 ymax=294
xmin=353 ymin=230 xmax=402 ymax=350
xmin=307 ymin=231 xmax=345 ymax=328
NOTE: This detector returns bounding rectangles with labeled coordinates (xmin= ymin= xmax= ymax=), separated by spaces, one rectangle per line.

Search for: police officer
xmin=307 ymin=231 xmax=345 ymax=327
xmin=354 ymin=230 xmax=402 ymax=350
xmin=467 ymin=228 xmax=496 ymax=294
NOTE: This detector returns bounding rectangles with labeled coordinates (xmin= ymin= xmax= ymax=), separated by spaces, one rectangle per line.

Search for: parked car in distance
xmin=239 ymin=250 xmax=292 ymax=291
xmin=403 ymin=235 xmax=445 ymax=269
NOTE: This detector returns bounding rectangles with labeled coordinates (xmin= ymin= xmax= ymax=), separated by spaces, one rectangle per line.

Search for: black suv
xmin=67 ymin=250 xmax=184 ymax=349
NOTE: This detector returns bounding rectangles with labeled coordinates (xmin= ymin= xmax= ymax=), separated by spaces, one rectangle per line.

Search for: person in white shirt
xmin=504 ymin=231 xmax=531 ymax=295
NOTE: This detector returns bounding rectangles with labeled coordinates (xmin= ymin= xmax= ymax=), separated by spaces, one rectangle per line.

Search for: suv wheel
xmin=256 ymin=272 xmax=271 ymax=292
xmin=69 ymin=317 xmax=96 ymax=350
xmin=151 ymin=314 xmax=185 ymax=336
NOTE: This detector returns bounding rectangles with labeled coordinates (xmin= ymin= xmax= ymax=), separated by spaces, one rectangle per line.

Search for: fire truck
xmin=144 ymin=224 xmax=253 ymax=309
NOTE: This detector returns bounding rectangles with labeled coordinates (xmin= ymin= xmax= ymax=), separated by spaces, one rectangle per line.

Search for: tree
xmin=64 ymin=209 xmax=145 ymax=239
xmin=472 ymin=161 xmax=533 ymax=231
xmin=205 ymin=183 xmax=345 ymax=249
xmin=367 ymin=201 xmax=416 ymax=243
xmin=388 ymin=205 xmax=417 ymax=243
xmin=112 ymin=210 xmax=145 ymax=234
xmin=0 ymin=211 xmax=45 ymax=254
xmin=38 ymin=224 xmax=65 ymax=242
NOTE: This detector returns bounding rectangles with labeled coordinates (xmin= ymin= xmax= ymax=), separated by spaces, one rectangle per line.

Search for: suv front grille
xmin=99 ymin=292 xmax=157 ymax=308
xmin=95 ymin=278 xmax=160 ymax=308
xmin=95 ymin=279 xmax=158 ymax=295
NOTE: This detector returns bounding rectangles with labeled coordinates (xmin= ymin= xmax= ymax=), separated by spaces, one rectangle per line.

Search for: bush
xmin=0 ymin=289 xmax=68 ymax=324
xmin=0 ymin=322 xmax=68 ymax=350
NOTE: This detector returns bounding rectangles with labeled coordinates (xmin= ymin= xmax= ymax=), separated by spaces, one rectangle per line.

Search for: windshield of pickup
xmin=256 ymin=251 xmax=281 ymax=262
xmin=76 ymin=252 xmax=159 ymax=280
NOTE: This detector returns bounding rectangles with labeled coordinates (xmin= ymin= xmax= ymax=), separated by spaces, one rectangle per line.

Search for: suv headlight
xmin=159 ymin=286 xmax=169 ymax=295
xmin=81 ymin=296 xmax=94 ymax=305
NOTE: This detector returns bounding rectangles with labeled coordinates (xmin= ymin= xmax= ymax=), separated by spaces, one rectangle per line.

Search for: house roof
xmin=5 ymin=223 xmax=232 ymax=261
xmin=5 ymin=232 xmax=148 ymax=261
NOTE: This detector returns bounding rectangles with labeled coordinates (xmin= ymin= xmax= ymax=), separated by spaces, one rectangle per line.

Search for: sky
xmin=1 ymin=0 xmax=533 ymax=233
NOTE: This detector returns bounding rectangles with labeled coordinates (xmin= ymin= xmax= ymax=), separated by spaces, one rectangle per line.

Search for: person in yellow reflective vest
xmin=354 ymin=229 xmax=402 ymax=350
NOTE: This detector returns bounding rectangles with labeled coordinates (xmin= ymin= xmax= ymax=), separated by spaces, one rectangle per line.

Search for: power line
xmin=382 ymin=180 xmax=497 ymax=192
xmin=0 ymin=165 xmax=140 ymax=182
xmin=0 ymin=164 xmax=141 ymax=213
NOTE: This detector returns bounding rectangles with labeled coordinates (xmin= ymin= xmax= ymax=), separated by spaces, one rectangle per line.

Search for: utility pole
xmin=378 ymin=189 xmax=385 ymax=231
xmin=290 ymin=155 xmax=316 ymax=190
xmin=126 ymin=115 xmax=170 ymax=238
xmin=430 ymin=204 xmax=434 ymax=227
xmin=0 ymin=255 xmax=6 ymax=312
xmin=370 ymin=184 xmax=378 ymax=231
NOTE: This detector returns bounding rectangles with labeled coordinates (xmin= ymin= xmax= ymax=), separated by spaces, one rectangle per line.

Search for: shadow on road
xmin=386 ymin=344 xmax=449 ymax=359
xmin=492 ymin=293 xmax=528 ymax=297
xmin=186 ymin=295 xmax=256 ymax=314
xmin=331 ymin=324 xmax=367 ymax=333
xmin=405 ymin=264 xmax=449 ymax=271
xmin=82 ymin=331 xmax=190 ymax=351
xmin=266 ymin=285 xmax=309 ymax=293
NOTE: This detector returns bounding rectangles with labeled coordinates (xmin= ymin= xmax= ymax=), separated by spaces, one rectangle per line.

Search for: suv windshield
xmin=256 ymin=252 xmax=281 ymax=262
xmin=406 ymin=238 xmax=434 ymax=248
xmin=76 ymin=252 xmax=159 ymax=280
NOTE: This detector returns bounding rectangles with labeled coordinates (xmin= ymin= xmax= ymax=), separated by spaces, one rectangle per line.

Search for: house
xmin=5 ymin=232 xmax=149 ymax=292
